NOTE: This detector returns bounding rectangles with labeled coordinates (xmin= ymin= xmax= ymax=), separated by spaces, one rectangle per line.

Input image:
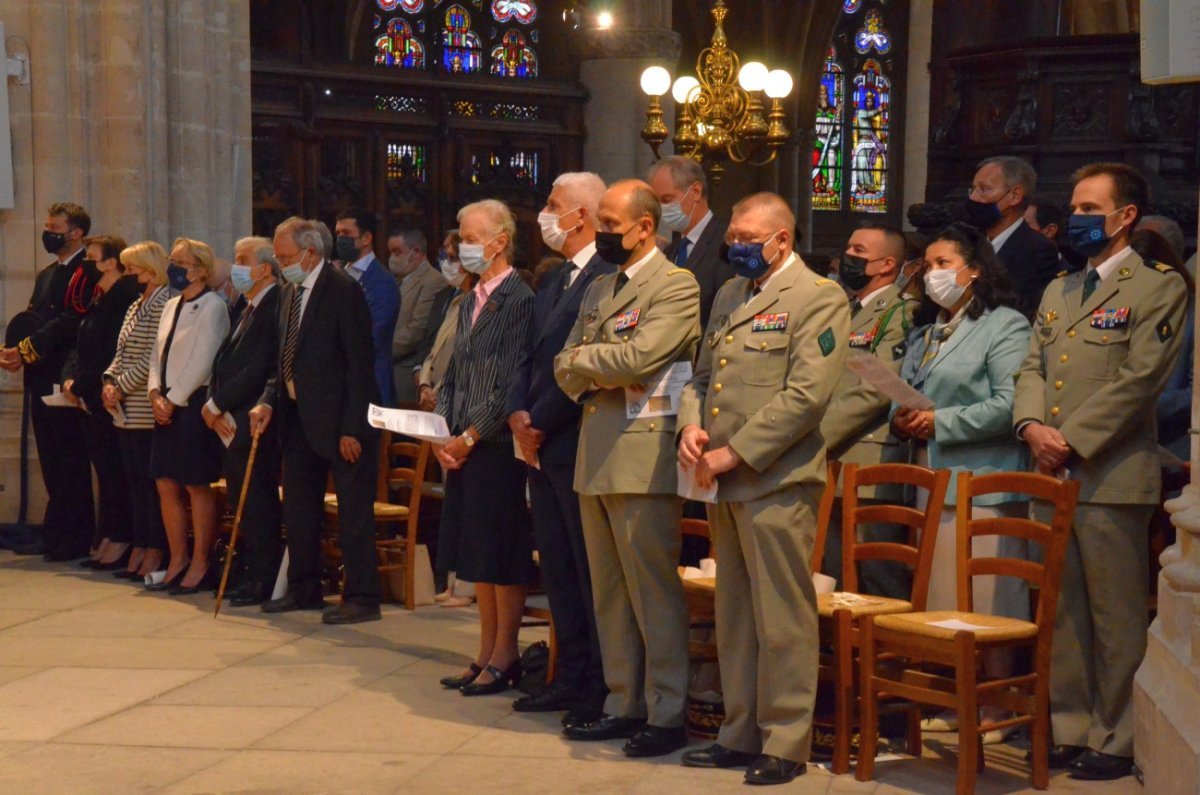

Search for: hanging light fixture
xmin=640 ymin=0 xmax=794 ymax=183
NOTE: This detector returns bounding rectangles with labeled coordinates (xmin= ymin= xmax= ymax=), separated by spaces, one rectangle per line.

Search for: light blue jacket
xmin=895 ymin=306 xmax=1032 ymax=506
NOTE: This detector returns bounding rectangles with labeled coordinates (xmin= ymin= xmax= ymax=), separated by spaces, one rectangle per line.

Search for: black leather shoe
xmin=1038 ymin=743 xmax=1088 ymax=769
xmin=1068 ymin=750 xmax=1134 ymax=781
xmin=745 ymin=755 xmax=805 ymax=785
xmin=229 ymin=582 xmax=273 ymax=607
xmin=562 ymin=714 xmax=645 ymax=741
xmin=261 ymin=593 xmax=326 ymax=613
xmin=562 ymin=707 xmax=603 ymax=729
xmin=440 ymin=663 xmax=483 ymax=689
xmin=11 ymin=539 xmax=47 ymax=556
xmin=681 ymin=743 xmax=758 ymax=768
xmin=460 ymin=660 xmax=522 ymax=696
xmin=513 ymin=684 xmax=579 ymax=713
xmin=321 ymin=602 xmax=381 ymax=625
xmin=624 ymin=724 xmax=688 ymax=757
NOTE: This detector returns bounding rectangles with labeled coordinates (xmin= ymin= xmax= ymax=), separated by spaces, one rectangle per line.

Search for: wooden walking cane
xmin=214 ymin=430 xmax=261 ymax=618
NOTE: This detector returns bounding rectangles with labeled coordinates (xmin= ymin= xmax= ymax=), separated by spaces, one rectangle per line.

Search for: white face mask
xmin=660 ymin=185 xmax=697 ymax=233
xmin=439 ymin=255 xmax=464 ymax=286
xmin=538 ymin=208 xmax=579 ymax=253
xmin=458 ymin=236 xmax=498 ymax=275
xmin=923 ymin=266 xmax=971 ymax=310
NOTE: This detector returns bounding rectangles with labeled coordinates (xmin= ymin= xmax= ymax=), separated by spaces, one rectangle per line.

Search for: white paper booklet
xmin=367 ymin=404 xmax=455 ymax=444
xmin=845 ymin=353 xmax=935 ymax=411
xmin=626 ymin=361 xmax=692 ymax=419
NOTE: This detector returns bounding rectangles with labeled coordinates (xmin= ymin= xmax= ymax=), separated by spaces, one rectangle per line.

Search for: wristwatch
xmin=461 ymin=432 xmax=476 ymax=448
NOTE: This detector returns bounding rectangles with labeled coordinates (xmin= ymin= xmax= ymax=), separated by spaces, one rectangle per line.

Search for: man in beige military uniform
xmin=820 ymin=222 xmax=915 ymax=598
xmin=1014 ymin=162 xmax=1188 ymax=782
xmin=554 ymin=179 xmax=700 ymax=758
xmin=677 ymin=192 xmax=851 ymax=785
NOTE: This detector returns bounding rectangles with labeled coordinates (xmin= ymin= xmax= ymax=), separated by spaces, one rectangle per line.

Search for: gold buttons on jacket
xmin=1101 ymin=335 xmax=1109 ymax=343
xmin=602 ymin=334 xmax=609 ymax=343
xmin=719 ymin=358 xmax=727 ymax=368
xmin=1067 ymin=330 xmax=1076 ymax=338
xmin=1060 ymin=354 xmax=1069 ymax=363
xmin=588 ymin=405 xmax=597 ymax=414
xmin=725 ymin=335 xmax=734 ymax=343
xmin=648 ymin=422 xmax=656 ymax=430
xmin=714 ymin=383 xmax=723 ymax=393
xmin=1055 ymin=380 xmax=1063 ymax=390
xmin=1051 ymin=406 xmax=1060 ymax=416
xmin=622 ymin=336 xmax=629 ymax=342
xmin=711 ymin=407 xmax=720 ymax=418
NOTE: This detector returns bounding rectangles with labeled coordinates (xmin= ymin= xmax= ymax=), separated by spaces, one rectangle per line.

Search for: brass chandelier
xmin=640 ymin=0 xmax=794 ymax=182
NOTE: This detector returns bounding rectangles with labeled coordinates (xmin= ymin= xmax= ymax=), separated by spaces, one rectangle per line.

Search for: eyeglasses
xmin=723 ymin=232 xmax=776 ymax=247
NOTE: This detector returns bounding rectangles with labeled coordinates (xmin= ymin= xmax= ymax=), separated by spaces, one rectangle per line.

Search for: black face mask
xmin=839 ymin=253 xmax=873 ymax=292
xmin=595 ymin=229 xmax=636 ymax=266
xmin=334 ymin=235 xmax=359 ymax=263
xmin=42 ymin=230 xmax=67 ymax=255
xmin=962 ymin=198 xmax=1002 ymax=231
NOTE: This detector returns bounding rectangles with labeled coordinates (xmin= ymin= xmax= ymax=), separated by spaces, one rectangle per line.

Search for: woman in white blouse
xmin=146 ymin=237 xmax=230 ymax=594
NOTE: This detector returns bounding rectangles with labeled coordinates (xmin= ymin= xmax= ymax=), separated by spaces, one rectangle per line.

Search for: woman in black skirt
xmin=62 ymin=235 xmax=140 ymax=569
xmin=434 ymin=199 xmax=535 ymax=695
xmin=146 ymin=237 xmax=230 ymax=593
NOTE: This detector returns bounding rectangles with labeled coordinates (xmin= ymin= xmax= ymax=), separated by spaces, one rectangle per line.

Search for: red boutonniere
xmin=484 ymin=300 xmax=499 ymax=313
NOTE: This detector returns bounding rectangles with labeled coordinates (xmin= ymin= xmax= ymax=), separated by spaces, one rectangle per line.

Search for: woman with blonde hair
xmin=145 ymin=237 xmax=229 ymax=593
xmin=103 ymin=241 xmax=177 ymax=580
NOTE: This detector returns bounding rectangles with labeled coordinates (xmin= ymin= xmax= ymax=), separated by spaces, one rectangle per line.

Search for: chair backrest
xmin=810 ymin=459 xmax=842 ymax=575
xmin=841 ymin=463 xmax=951 ymax=609
xmin=386 ymin=439 xmax=431 ymax=535
xmin=680 ymin=518 xmax=713 ymax=560
xmin=955 ymin=472 xmax=1079 ymax=644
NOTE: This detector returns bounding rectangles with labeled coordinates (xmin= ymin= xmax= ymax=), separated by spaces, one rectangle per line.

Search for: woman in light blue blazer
xmin=892 ymin=225 xmax=1033 ymax=739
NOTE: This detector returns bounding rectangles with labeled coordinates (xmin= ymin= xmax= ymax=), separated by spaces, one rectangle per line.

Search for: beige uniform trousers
xmin=710 ymin=484 xmax=821 ymax=763
xmin=578 ymin=493 xmax=688 ymax=728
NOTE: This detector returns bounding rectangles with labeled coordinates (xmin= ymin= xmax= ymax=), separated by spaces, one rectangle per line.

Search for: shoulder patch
xmin=818 ymin=327 xmax=836 ymax=357
xmin=1158 ymin=317 xmax=1174 ymax=343
xmin=891 ymin=341 xmax=907 ymax=361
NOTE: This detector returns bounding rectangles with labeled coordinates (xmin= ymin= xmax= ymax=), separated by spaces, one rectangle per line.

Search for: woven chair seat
xmin=874 ymin=610 xmax=1038 ymax=643
xmin=323 ymin=495 xmax=408 ymax=519
xmin=818 ymin=592 xmax=912 ymax=618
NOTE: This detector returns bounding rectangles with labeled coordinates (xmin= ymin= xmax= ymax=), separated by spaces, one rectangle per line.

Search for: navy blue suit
xmin=507 ymin=252 xmax=614 ymax=704
xmin=354 ymin=257 xmax=401 ymax=408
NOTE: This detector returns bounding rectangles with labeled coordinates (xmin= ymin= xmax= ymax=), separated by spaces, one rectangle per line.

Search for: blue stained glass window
xmin=855 ymin=9 xmax=892 ymax=55
xmin=812 ymin=47 xmax=845 ymax=212
xmin=491 ymin=0 xmax=537 ymax=24
xmin=849 ymin=59 xmax=890 ymax=213
xmin=490 ymin=30 xmax=538 ymax=78
xmin=375 ymin=18 xmax=426 ymax=68
xmin=843 ymin=0 xmax=862 ymax=13
xmin=442 ymin=4 xmax=482 ymax=73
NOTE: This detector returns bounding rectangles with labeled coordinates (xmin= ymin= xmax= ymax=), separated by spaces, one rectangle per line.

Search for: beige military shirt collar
xmin=1088 ymin=244 xmax=1135 ymax=284
xmin=621 ymin=246 xmax=658 ymax=281
xmin=752 ymin=252 xmax=798 ymax=298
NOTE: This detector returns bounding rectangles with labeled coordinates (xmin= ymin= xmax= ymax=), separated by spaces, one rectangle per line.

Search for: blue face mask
xmin=281 ymin=263 xmax=306 ymax=285
xmin=1066 ymin=207 xmax=1127 ymax=259
xmin=230 ymin=264 xmax=256 ymax=294
xmin=166 ymin=262 xmax=190 ymax=291
xmin=725 ymin=235 xmax=780 ymax=280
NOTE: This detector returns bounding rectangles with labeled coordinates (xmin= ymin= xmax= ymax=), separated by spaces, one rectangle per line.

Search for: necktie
xmin=232 ymin=303 xmax=255 ymax=340
xmin=675 ymin=236 xmax=691 ymax=267
xmin=562 ymin=263 xmax=577 ymax=292
xmin=850 ymin=298 xmax=862 ymax=317
xmin=282 ymin=286 xmax=305 ymax=385
xmin=1082 ymin=269 xmax=1100 ymax=303
xmin=613 ymin=271 xmax=629 ymax=298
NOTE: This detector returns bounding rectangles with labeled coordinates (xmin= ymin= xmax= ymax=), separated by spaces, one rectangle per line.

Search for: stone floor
xmin=0 ymin=551 xmax=1139 ymax=795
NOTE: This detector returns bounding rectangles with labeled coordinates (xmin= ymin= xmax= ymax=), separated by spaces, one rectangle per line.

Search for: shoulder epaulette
xmin=1056 ymin=270 xmax=1069 ymax=279
xmin=666 ymin=268 xmax=690 ymax=276
xmin=814 ymin=278 xmax=835 ymax=287
xmin=1149 ymin=260 xmax=1175 ymax=274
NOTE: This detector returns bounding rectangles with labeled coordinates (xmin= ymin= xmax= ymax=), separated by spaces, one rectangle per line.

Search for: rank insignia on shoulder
xmin=751 ymin=312 xmax=789 ymax=332
xmin=1090 ymin=307 xmax=1130 ymax=329
xmin=818 ymin=327 xmax=836 ymax=357
xmin=1056 ymin=270 xmax=1068 ymax=278
xmin=1158 ymin=317 xmax=1174 ymax=342
xmin=1153 ymin=261 xmax=1174 ymax=274
xmin=667 ymin=268 xmax=691 ymax=276
xmin=891 ymin=341 xmax=906 ymax=361
xmin=613 ymin=308 xmax=640 ymax=332
xmin=815 ymin=278 xmax=834 ymax=286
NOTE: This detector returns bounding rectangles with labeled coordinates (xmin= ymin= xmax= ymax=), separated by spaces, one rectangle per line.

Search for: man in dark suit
xmin=334 ymin=209 xmax=401 ymax=408
xmin=250 ymin=217 xmax=382 ymax=625
xmin=966 ymin=157 xmax=1060 ymax=319
xmin=648 ymin=156 xmax=734 ymax=330
xmin=508 ymin=172 xmax=614 ymax=721
xmin=0 ymin=202 xmax=98 ymax=560
xmin=202 ymin=237 xmax=284 ymax=606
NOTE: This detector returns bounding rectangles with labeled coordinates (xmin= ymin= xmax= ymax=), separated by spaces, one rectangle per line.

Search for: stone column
xmin=576 ymin=1 xmax=680 ymax=184
xmin=0 ymin=0 xmax=252 ymax=523
xmin=901 ymin=0 xmax=934 ymax=224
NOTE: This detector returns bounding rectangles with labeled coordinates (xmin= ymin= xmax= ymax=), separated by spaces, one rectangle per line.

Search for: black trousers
xmin=222 ymin=426 xmax=283 ymax=586
xmin=529 ymin=464 xmax=605 ymax=705
xmin=31 ymin=394 xmax=95 ymax=554
xmin=118 ymin=429 xmax=165 ymax=551
xmin=281 ymin=412 xmax=380 ymax=606
xmin=85 ymin=412 xmax=132 ymax=545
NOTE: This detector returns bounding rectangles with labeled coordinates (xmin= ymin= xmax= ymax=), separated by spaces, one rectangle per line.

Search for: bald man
xmin=555 ymin=179 xmax=701 ymax=758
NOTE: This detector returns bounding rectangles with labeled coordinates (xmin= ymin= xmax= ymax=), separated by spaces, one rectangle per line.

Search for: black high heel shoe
xmin=145 ymin=566 xmax=188 ymax=592
xmin=440 ymin=662 xmax=483 ymax=690
xmin=460 ymin=660 xmax=522 ymax=697
xmin=93 ymin=546 xmax=133 ymax=572
xmin=169 ymin=564 xmax=217 ymax=596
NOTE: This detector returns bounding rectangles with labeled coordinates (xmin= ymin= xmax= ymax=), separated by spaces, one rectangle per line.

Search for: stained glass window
xmin=813 ymin=0 xmax=898 ymax=215
xmin=491 ymin=0 xmax=537 ymax=24
xmin=812 ymin=47 xmax=845 ymax=212
xmin=849 ymin=60 xmax=890 ymax=213
xmin=490 ymin=30 xmax=538 ymax=78
xmin=386 ymin=143 xmax=428 ymax=184
xmin=375 ymin=18 xmax=425 ymax=68
xmin=471 ymin=150 xmax=540 ymax=187
xmin=377 ymin=0 xmax=424 ymax=12
xmin=442 ymin=4 xmax=482 ymax=74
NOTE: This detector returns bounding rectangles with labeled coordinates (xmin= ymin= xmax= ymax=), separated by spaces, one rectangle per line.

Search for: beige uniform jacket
xmin=417 ymin=292 xmax=463 ymax=394
xmin=555 ymin=250 xmax=700 ymax=496
xmin=393 ymin=261 xmax=447 ymax=363
xmin=1013 ymin=250 xmax=1188 ymax=504
xmin=821 ymin=284 xmax=914 ymax=468
xmin=678 ymin=256 xmax=851 ymax=503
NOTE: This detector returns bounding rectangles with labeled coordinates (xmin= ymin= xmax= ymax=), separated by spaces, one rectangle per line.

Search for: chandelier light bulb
xmin=640 ymin=66 xmax=671 ymax=97
xmin=737 ymin=61 xmax=768 ymax=92
xmin=596 ymin=11 xmax=614 ymax=30
xmin=672 ymin=76 xmax=700 ymax=104
xmin=764 ymin=69 xmax=794 ymax=99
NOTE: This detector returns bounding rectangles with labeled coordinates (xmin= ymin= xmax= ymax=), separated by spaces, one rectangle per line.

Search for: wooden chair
xmin=817 ymin=462 xmax=950 ymax=775
xmin=810 ymin=459 xmax=842 ymax=576
xmin=855 ymin=471 xmax=1080 ymax=794
xmin=680 ymin=518 xmax=717 ymax=663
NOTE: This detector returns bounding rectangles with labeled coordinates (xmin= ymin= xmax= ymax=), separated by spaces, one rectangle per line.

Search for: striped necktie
xmin=281 ymin=286 xmax=305 ymax=384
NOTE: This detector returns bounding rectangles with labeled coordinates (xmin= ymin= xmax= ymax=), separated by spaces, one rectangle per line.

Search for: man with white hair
xmin=250 ymin=217 xmax=382 ymax=625
xmin=508 ymin=172 xmax=614 ymax=719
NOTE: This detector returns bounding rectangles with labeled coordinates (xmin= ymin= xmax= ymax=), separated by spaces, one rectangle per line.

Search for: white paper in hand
xmin=626 ymin=361 xmax=692 ymax=419
xmin=677 ymin=460 xmax=717 ymax=504
xmin=40 ymin=384 xmax=76 ymax=408
xmin=845 ymin=353 xmax=934 ymax=411
xmin=217 ymin=412 xmax=237 ymax=448
xmin=367 ymin=404 xmax=455 ymax=444
xmin=108 ymin=401 xmax=127 ymax=427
